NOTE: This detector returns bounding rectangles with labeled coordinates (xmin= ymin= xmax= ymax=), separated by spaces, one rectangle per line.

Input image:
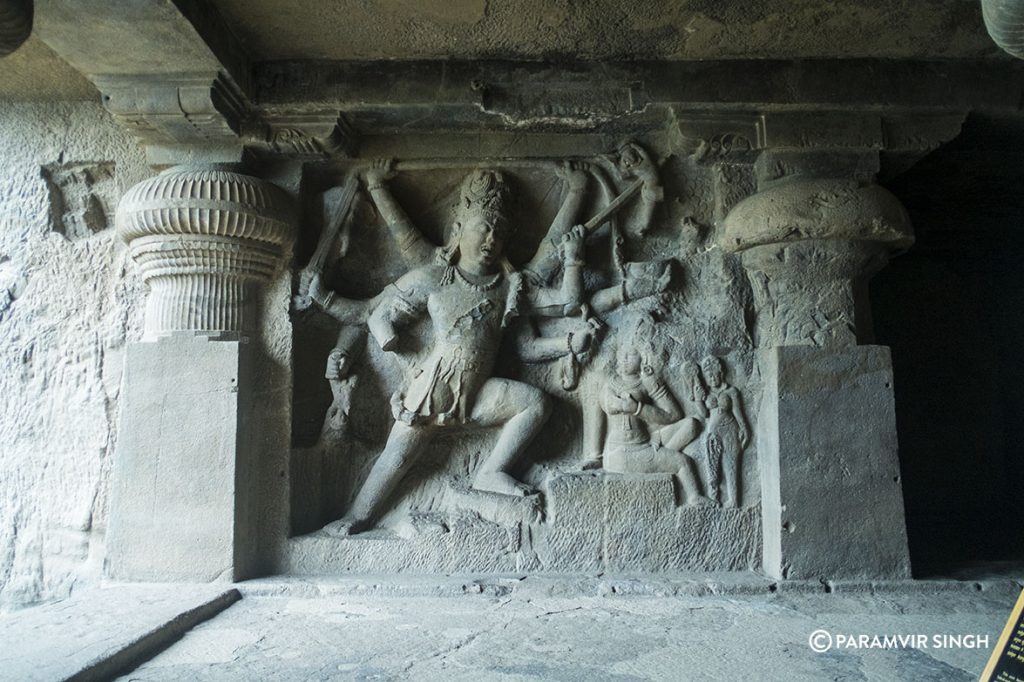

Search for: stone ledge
xmin=0 ymin=584 xmax=239 ymax=682
xmin=236 ymin=573 xmax=1024 ymax=600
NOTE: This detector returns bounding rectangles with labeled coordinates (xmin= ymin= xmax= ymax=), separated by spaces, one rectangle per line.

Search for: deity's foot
xmin=688 ymin=494 xmax=715 ymax=508
xmin=472 ymin=471 xmax=535 ymax=497
xmin=322 ymin=515 xmax=373 ymax=537
xmin=579 ymin=456 xmax=603 ymax=471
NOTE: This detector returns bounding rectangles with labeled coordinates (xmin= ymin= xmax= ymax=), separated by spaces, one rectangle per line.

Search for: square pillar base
xmin=105 ymin=334 xmax=255 ymax=582
xmin=758 ymin=345 xmax=911 ymax=580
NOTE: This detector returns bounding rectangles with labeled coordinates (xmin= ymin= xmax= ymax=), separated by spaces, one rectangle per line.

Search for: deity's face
xmin=617 ymin=346 xmax=642 ymax=377
xmin=457 ymin=211 xmax=509 ymax=273
xmin=702 ymin=358 xmax=723 ymax=387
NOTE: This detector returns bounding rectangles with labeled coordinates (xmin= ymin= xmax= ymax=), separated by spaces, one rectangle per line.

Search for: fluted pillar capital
xmin=116 ymin=166 xmax=293 ymax=338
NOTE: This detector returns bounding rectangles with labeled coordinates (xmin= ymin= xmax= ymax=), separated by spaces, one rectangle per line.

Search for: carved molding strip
xmin=96 ymin=73 xmax=248 ymax=151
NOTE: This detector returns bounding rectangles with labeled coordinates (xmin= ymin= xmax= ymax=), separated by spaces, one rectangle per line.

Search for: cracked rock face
xmin=213 ymin=0 xmax=999 ymax=61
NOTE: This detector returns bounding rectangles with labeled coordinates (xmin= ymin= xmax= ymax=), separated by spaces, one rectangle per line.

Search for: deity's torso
xmin=400 ymin=265 xmax=522 ymax=426
xmin=601 ymin=375 xmax=651 ymax=449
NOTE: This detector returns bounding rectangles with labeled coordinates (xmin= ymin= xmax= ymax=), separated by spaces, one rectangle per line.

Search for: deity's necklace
xmin=453 ymin=266 xmax=503 ymax=292
xmin=610 ymin=374 xmax=643 ymax=392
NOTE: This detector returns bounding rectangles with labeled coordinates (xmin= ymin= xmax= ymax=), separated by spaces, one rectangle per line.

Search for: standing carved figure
xmin=584 ymin=344 xmax=711 ymax=506
xmin=307 ymin=162 xmax=597 ymax=534
xmin=701 ymin=356 xmax=749 ymax=508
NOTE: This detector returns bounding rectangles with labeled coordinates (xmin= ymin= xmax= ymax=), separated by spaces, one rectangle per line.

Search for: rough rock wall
xmin=0 ymin=102 xmax=148 ymax=610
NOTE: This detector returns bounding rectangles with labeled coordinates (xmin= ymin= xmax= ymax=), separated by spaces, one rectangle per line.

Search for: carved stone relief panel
xmin=41 ymin=161 xmax=117 ymax=241
xmin=287 ymin=139 xmax=763 ymax=573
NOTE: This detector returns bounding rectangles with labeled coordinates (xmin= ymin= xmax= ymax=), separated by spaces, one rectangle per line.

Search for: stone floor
xmin=3 ymin=574 xmax=1021 ymax=682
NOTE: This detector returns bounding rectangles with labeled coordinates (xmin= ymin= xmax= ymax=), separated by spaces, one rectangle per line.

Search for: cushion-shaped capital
xmin=116 ymin=166 xmax=292 ymax=247
xmin=722 ymin=178 xmax=913 ymax=254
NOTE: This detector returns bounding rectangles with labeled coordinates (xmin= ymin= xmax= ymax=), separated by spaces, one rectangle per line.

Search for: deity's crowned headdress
xmin=456 ymin=169 xmax=512 ymax=232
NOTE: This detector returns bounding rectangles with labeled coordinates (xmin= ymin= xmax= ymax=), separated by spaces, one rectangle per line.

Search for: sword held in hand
xmin=294 ymin=174 xmax=360 ymax=311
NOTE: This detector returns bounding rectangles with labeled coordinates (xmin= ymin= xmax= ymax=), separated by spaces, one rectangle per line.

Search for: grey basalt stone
xmin=105 ymin=335 xmax=259 ymax=582
xmin=758 ymin=344 xmax=912 ymax=581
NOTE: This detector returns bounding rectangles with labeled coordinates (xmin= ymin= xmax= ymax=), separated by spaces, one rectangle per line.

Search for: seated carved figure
xmin=583 ymin=344 xmax=712 ymax=506
xmin=308 ymin=163 xmax=597 ymax=534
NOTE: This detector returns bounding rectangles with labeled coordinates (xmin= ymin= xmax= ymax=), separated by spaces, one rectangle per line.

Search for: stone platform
xmin=284 ymin=472 xmax=761 ymax=575
xmin=2 ymin=573 xmax=1021 ymax=681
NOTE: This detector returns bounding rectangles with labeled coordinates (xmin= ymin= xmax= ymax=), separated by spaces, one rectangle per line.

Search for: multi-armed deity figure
xmin=307 ymin=161 xmax=599 ymax=534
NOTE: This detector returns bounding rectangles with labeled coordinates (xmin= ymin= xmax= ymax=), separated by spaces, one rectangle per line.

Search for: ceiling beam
xmin=35 ymin=0 xmax=253 ymax=164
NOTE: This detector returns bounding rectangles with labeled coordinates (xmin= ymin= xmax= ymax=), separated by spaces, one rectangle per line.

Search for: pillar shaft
xmin=106 ymin=166 xmax=291 ymax=582
xmin=724 ymin=173 xmax=914 ymax=580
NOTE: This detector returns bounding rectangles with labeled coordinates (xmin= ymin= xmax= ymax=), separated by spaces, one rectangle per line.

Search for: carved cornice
xmin=95 ymin=72 xmax=249 ymax=161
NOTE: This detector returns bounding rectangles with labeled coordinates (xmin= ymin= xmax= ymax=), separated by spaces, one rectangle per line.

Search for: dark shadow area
xmin=875 ymin=113 xmax=1024 ymax=576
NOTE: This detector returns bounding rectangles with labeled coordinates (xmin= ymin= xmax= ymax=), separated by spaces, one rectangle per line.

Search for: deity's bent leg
xmin=469 ymin=378 xmax=552 ymax=496
xmin=327 ymin=421 xmax=435 ymax=535
xmin=658 ymin=416 xmax=703 ymax=451
xmin=674 ymin=453 xmax=714 ymax=506
xmin=720 ymin=433 xmax=741 ymax=508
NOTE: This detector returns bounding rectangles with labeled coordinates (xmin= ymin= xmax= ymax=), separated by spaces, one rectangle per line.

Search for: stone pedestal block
xmin=105 ymin=335 xmax=256 ymax=582
xmin=758 ymin=345 xmax=911 ymax=580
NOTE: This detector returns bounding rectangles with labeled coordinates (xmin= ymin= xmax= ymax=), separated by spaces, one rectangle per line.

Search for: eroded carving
xmin=41 ymin=161 xmax=117 ymax=240
xmin=723 ymin=176 xmax=913 ymax=347
xmin=700 ymin=355 xmax=749 ymax=508
xmin=582 ymin=327 xmax=711 ymax=507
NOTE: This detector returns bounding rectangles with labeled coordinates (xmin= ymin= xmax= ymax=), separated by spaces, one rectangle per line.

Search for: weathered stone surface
xmin=116 ymin=583 xmax=1014 ymax=681
xmin=0 ymin=101 xmax=148 ymax=611
xmin=0 ymin=584 xmax=239 ymax=682
xmin=285 ymin=514 xmax=526 ymax=575
xmin=723 ymin=175 xmax=914 ymax=348
xmin=758 ymin=345 xmax=912 ymax=580
xmin=106 ymin=335 xmax=258 ymax=582
xmin=41 ymin=160 xmax=117 ymax=240
xmin=540 ymin=472 xmax=761 ymax=573
xmin=722 ymin=178 xmax=913 ymax=253
xmin=216 ymin=0 xmax=1000 ymax=61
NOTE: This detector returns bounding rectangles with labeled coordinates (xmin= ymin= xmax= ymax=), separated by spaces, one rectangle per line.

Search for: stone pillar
xmin=105 ymin=166 xmax=291 ymax=582
xmin=724 ymin=174 xmax=914 ymax=580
